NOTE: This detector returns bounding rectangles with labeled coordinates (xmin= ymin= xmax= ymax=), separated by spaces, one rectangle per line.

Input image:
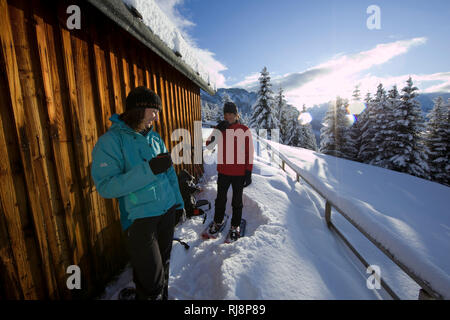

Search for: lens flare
xmin=298 ymin=112 xmax=312 ymax=125
xmin=346 ymin=114 xmax=356 ymax=126
xmin=347 ymin=101 xmax=366 ymax=115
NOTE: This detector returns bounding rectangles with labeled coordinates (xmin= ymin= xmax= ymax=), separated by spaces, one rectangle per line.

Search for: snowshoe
xmin=201 ymin=215 xmax=229 ymax=239
xmin=224 ymin=219 xmax=246 ymax=244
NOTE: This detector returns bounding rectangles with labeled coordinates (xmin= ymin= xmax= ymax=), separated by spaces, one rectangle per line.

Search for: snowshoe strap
xmin=173 ymin=238 xmax=190 ymax=250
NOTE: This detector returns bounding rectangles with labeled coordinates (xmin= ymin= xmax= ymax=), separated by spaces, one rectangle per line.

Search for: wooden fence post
xmin=325 ymin=201 xmax=332 ymax=227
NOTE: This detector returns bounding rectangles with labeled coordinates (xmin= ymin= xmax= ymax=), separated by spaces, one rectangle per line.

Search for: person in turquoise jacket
xmin=91 ymin=87 xmax=184 ymax=300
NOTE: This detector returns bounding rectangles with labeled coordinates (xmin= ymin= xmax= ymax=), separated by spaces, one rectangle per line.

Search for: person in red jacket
xmin=205 ymin=102 xmax=254 ymax=241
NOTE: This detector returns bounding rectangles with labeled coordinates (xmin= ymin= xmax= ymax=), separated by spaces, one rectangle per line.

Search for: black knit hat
xmin=223 ymin=102 xmax=238 ymax=114
xmin=126 ymin=86 xmax=162 ymax=111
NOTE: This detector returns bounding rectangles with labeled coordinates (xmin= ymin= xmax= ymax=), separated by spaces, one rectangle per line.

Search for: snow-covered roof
xmin=86 ymin=0 xmax=215 ymax=95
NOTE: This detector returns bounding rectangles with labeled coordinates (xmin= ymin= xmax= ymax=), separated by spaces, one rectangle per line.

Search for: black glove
xmin=149 ymin=153 xmax=172 ymax=175
xmin=216 ymin=120 xmax=230 ymax=132
xmin=243 ymin=170 xmax=252 ymax=188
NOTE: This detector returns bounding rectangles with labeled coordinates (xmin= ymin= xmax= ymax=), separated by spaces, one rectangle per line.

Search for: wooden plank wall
xmin=0 ymin=0 xmax=204 ymax=299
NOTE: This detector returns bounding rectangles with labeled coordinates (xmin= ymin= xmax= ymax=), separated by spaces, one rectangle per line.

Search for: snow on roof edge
xmin=86 ymin=0 xmax=216 ymax=95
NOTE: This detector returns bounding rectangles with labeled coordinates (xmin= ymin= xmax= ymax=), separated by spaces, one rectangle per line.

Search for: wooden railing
xmin=254 ymin=134 xmax=443 ymax=300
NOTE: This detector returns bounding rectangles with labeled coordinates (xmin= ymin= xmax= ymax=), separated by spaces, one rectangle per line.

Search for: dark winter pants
xmin=214 ymin=173 xmax=245 ymax=227
xmin=124 ymin=205 xmax=176 ymax=300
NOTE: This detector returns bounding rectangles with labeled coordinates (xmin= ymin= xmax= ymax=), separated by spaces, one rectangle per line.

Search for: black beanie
xmin=223 ymin=102 xmax=238 ymax=114
xmin=126 ymin=86 xmax=162 ymax=111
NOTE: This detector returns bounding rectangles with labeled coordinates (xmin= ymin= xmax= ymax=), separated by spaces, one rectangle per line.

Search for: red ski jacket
xmin=206 ymin=122 xmax=254 ymax=176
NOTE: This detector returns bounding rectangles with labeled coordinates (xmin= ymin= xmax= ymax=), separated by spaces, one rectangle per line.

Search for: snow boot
xmin=224 ymin=219 xmax=246 ymax=243
xmin=225 ymin=226 xmax=240 ymax=243
xmin=201 ymin=216 xmax=228 ymax=239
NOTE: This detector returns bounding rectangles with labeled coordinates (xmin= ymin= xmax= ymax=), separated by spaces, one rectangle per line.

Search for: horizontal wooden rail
xmin=255 ymin=134 xmax=442 ymax=300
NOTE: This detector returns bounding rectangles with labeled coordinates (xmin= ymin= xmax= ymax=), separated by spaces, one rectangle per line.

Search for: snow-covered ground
xmin=100 ymin=128 xmax=449 ymax=300
xmin=261 ymin=135 xmax=450 ymax=299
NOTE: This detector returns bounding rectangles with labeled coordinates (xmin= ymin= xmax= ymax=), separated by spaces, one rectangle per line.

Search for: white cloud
xmin=154 ymin=0 xmax=228 ymax=89
xmin=154 ymin=0 xmax=195 ymax=31
xmin=152 ymin=0 xmax=228 ymax=88
xmin=232 ymin=73 xmax=261 ymax=89
xmin=347 ymin=72 xmax=450 ymax=100
xmin=125 ymin=0 xmax=228 ymax=89
xmin=232 ymin=37 xmax=450 ymax=108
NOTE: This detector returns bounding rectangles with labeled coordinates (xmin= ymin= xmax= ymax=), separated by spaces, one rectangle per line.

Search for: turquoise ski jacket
xmin=91 ymin=114 xmax=184 ymax=231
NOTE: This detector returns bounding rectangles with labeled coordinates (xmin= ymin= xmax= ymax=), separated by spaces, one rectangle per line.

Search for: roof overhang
xmin=86 ymin=0 xmax=216 ymax=95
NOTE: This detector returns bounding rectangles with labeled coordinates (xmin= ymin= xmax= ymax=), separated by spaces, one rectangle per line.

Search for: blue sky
xmin=155 ymin=0 xmax=450 ymax=106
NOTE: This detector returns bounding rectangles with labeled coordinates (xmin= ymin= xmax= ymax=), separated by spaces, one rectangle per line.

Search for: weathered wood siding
xmin=0 ymin=0 xmax=203 ymax=299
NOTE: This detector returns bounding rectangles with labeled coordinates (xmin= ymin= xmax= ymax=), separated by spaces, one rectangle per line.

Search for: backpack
xmin=175 ymin=170 xmax=211 ymax=226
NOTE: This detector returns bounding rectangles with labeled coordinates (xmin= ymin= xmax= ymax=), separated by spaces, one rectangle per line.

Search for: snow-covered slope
xmin=262 ymin=137 xmax=450 ymax=299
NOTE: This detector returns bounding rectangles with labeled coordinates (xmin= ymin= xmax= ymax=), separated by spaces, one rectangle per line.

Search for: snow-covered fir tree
xmin=389 ymin=77 xmax=429 ymax=179
xmin=240 ymin=113 xmax=251 ymax=126
xmin=250 ymin=67 xmax=279 ymax=137
xmin=320 ymin=97 xmax=353 ymax=158
xmin=300 ymin=123 xmax=318 ymax=151
xmin=284 ymin=107 xmax=303 ymax=147
xmin=298 ymin=106 xmax=318 ymax=151
xmin=357 ymin=89 xmax=378 ymax=163
xmin=370 ymin=84 xmax=392 ymax=167
xmin=222 ymin=92 xmax=232 ymax=104
xmin=201 ymin=102 xmax=212 ymax=121
xmin=352 ymin=85 xmax=361 ymax=101
xmin=424 ymin=96 xmax=450 ymax=186
xmin=345 ymin=87 xmax=365 ymax=161
xmin=276 ymin=87 xmax=289 ymax=143
xmin=212 ymin=104 xmax=223 ymax=123
xmin=274 ymin=87 xmax=287 ymax=125
xmin=371 ymin=85 xmax=400 ymax=169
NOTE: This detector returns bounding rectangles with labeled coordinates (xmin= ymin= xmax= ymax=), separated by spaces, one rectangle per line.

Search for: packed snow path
xmin=168 ymin=160 xmax=388 ymax=300
xmin=101 ymin=134 xmax=384 ymax=299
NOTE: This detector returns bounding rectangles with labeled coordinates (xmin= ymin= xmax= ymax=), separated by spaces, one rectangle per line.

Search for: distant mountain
xmin=201 ymin=88 xmax=258 ymax=116
xmin=416 ymin=92 xmax=450 ymax=116
xmin=201 ymin=88 xmax=450 ymax=142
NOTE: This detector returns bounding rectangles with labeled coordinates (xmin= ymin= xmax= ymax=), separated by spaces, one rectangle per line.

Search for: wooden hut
xmin=0 ymin=0 xmax=214 ymax=299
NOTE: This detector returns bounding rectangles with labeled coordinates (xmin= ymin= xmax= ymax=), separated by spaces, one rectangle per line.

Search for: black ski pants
xmin=124 ymin=205 xmax=176 ymax=300
xmin=214 ymin=173 xmax=245 ymax=228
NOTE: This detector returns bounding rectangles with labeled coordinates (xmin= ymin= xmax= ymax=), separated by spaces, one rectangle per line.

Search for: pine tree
xmin=240 ymin=113 xmax=251 ymax=126
xmin=283 ymin=107 xmax=317 ymax=151
xmin=222 ymin=92 xmax=232 ymax=104
xmin=358 ymin=88 xmax=378 ymax=163
xmin=370 ymin=84 xmax=391 ymax=167
xmin=284 ymin=107 xmax=305 ymax=147
xmin=424 ymin=96 xmax=450 ymax=186
xmin=212 ymin=104 xmax=223 ymax=123
xmin=340 ymin=99 xmax=358 ymax=160
xmin=371 ymin=86 xmax=399 ymax=168
xmin=202 ymin=102 xmax=215 ymax=122
xmin=320 ymin=97 xmax=352 ymax=158
xmin=389 ymin=77 xmax=429 ymax=179
xmin=274 ymin=87 xmax=286 ymax=124
xmin=300 ymin=123 xmax=318 ymax=151
xmin=297 ymin=105 xmax=317 ymax=151
xmin=346 ymin=87 xmax=365 ymax=161
xmin=352 ymin=85 xmax=361 ymax=101
xmin=250 ymin=67 xmax=279 ymax=138
xmin=276 ymin=88 xmax=289 ymax=143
